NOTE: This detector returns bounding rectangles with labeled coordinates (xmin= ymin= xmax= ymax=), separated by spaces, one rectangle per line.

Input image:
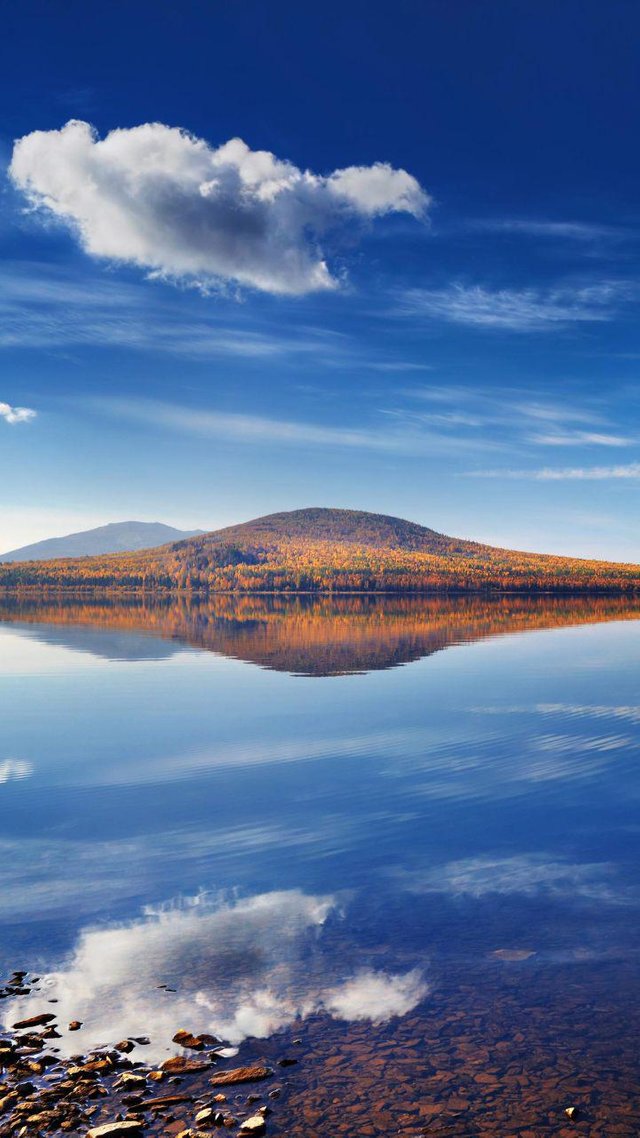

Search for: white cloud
xmin=536 ymin=703 xmax=640 ymax=724
xmin=0 ymin=759 xmax=32 ymax=783
xmin=10 ymin=120 xmax=428 ymax=295
xmin=0 ymin=401 xmax=35 ymax=424
xmin=530 ymin=431 xmax=631 ymax=447
xmin=4 ymin=889 xmax=427 ymax=1060
xmin=91 ymin=396 xmax=498 ymax=457
xmin=323 ymin=968 xmax=428 ymax=1023
xmin=472 ymin=462 xmax=640 ymax=480
xmin=400 ymin=282 xmax=622 ymax=330
xmin=400 ymin=854 xmax=636 ymax=905
xmin=469 ymin=218 xmax=623 ymax=241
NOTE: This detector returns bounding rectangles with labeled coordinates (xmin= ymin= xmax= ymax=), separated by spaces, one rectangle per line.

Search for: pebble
xmin=161 ymin=1055 xmax=210 ymax=1073
xmin=86 ymin=1123 xmax=143 ymax=1138
xmin=239 ymin=1113 xmax=267 ymax=1134
xmin=210 ymin=1065 xmax=273 ymax=1087
xmin=174 ymin=1029 xmax=206 ymax=1050
xmin=12 ymin=1013 xmax=56 ymax=1029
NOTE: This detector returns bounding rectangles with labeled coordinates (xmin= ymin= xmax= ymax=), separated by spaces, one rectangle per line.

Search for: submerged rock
xmin=12 ymin=1013 xmax=56 ymax=1029
xmin=173 ymin=1029 xmax=206 ymax=1050
xmin=489 ymin=948 xmax=537 ymax=961
xmin=239 ymin=1113 xmax=266 ymax=1134
xmin=161 ymin=1055 xmax=210 ymax=1073
xmin=210 ymin=1066 xmax=273 ymax=1087
xmin=86 ymin=1123 xmax=143 ymax=1138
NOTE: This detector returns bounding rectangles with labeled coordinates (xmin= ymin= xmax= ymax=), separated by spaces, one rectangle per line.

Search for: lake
xmin=1 ymin=594 xmax=640 ymax=1136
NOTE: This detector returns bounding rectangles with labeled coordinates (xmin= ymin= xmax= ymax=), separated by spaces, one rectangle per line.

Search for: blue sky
xmin=2 ymin=0 xmax=640 ymax=557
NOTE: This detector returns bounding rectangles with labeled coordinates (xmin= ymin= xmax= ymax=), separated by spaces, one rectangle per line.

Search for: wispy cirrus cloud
xmin=529 ymin=431 xmax=631 ymax=447
xmin=0 ymin=264 xmax=427 ymax=375
xmin=0 ymin=400 xmax=35 ymax=424
xmin=471 ymin=461 xmax=640 ymax=481
xmin=398 ymin=853 xmax=636 ymax=905
xmin=90 ymin=396 xmax=501 ymax=457
xmin=399 ymin=385 xmax=631 ymax=451
xmin=467 ymin=218 xmax=627 ymax=242
xmin=399 ymin=281 xmax=626 ymax=330
xmin=10 ymin=120 xmax=428 ymax=296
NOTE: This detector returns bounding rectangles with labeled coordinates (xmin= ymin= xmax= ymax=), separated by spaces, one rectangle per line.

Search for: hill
xmin=0 ymin=520 xmax=203 ymax=562
xmin=1 ymin=594 xmax=638 ymax=674
xmin=0 ymin=507 xmax=638 ymax=594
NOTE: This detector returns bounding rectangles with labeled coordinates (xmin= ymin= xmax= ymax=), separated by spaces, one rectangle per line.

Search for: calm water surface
xmin=1 ymin=595 xmax=639 ymax=1136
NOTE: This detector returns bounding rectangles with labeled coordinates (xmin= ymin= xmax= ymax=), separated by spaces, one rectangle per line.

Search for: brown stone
xmin=210 ymin=1066 xmax=273 ymax=1087
xmin=161 ymin=1056 xmax=210 ymax=1074
xmin=12 ymin=1013 xmax=56 ymax=1029
xmin=141 ymin=1094 xmax=195 ymax=1108
xmin=239 ymin=1115 xmax=266 ymax=1135
xmin=86 ymin=1124 xmax=143 ymax=1138
xmin=173 ymin=1030 xmax=205 ymax=1050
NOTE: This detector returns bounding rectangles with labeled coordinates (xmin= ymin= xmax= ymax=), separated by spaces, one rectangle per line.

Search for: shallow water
xmin=1 ymin=595 xmax=639 ymax=1135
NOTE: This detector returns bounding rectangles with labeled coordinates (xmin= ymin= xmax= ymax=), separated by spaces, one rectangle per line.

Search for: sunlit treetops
xmin=1 ymin=508 xmax=639 ymax=594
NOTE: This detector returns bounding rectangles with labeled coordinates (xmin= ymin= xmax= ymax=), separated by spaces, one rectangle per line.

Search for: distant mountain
xmin=0 ymin=521 xmax=203 ymax=562
xmin=0 ymin=507 xmax=638 ymax=593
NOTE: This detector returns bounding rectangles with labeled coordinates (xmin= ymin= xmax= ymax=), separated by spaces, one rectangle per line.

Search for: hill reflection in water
xmin=0 ymin=593 xmax=638 ymax=674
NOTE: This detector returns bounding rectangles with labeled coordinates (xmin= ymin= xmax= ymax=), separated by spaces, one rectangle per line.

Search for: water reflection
xmin=5 ymin=889 xmax=428 ymax=1061
xmin=1 ymin=597 xmax=639 ymax=1133
xmin=1 ymin=592 xmax=639 ymax=673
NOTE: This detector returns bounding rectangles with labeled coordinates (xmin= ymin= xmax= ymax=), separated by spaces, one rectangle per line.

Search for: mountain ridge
xmin=0 ymin=507 xmax=638 ymax=593
xmin=0 ymin=520 xmax=203 ymax=563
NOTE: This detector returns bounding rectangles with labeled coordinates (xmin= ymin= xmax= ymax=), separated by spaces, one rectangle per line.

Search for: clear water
xmin=1 ymin=596 xmax=639 ymax=1134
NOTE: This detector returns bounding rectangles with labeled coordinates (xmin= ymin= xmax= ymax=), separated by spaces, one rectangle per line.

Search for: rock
xmin=115 ymin=1039 xmax=135 ymax=1053
xmin=173 ymin=1030 xmax=205 ymax=1050
xmin=239 ymin=1114 xmax=266 ymax=1135
xmin=0 ymin=1089 xmax=19 ymax=1112
xmin=489 ymin=948 xmax=537 ymax=961
xmin=140 ymin=1093 xmax=194 ymax=1108
xmin=83 ymin=1058 xmax=114 ymax=1073
xmin=194 ymin=1107 xmax=215 ymax=1124
xmin=565 ymin=1106 xmax=579 ymax=1120
xmin=119 ymin=1074 xmax=147 ymax=1089
xmin=68 ymin=1021 xmax=83 ymax=1031
xmin=161 ymin=1056 xmax=209 ymax=1074
xmin=212 ymin=1094 xmax=227 ymax=1103
xmin=210 ymin=1066 xmax=272 ymax=1087
xmin=86 ymin=1123 xmax=143 ymax=1138
xmin=278 ymin=1057 xmax=297 ymax=1067
xmin=12 ymin=1013 xmax=56 ymax=1029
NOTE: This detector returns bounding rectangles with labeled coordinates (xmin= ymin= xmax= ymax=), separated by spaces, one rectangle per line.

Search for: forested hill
xmin=173 ymin=508 xmax=489 ymax=556
xmin=0 ymin=507 xmax=639 ymax=594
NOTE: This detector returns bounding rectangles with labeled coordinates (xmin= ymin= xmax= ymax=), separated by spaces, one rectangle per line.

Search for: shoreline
xmin=0 ymin=970 xmax=292 ymax=1137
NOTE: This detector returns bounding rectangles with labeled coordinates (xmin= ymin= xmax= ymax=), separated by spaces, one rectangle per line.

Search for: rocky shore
xmin=0 ymin=970 xmax=296 ymax=1138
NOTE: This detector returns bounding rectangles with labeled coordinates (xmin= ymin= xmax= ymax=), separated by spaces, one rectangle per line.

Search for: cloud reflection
xmin=5 ymin=890 xmax=427 ymax=1060
xmin=0 ymin=759 xmax=32 ymax=783
xmin=399 ymin=854 xmax=638 ymax=905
